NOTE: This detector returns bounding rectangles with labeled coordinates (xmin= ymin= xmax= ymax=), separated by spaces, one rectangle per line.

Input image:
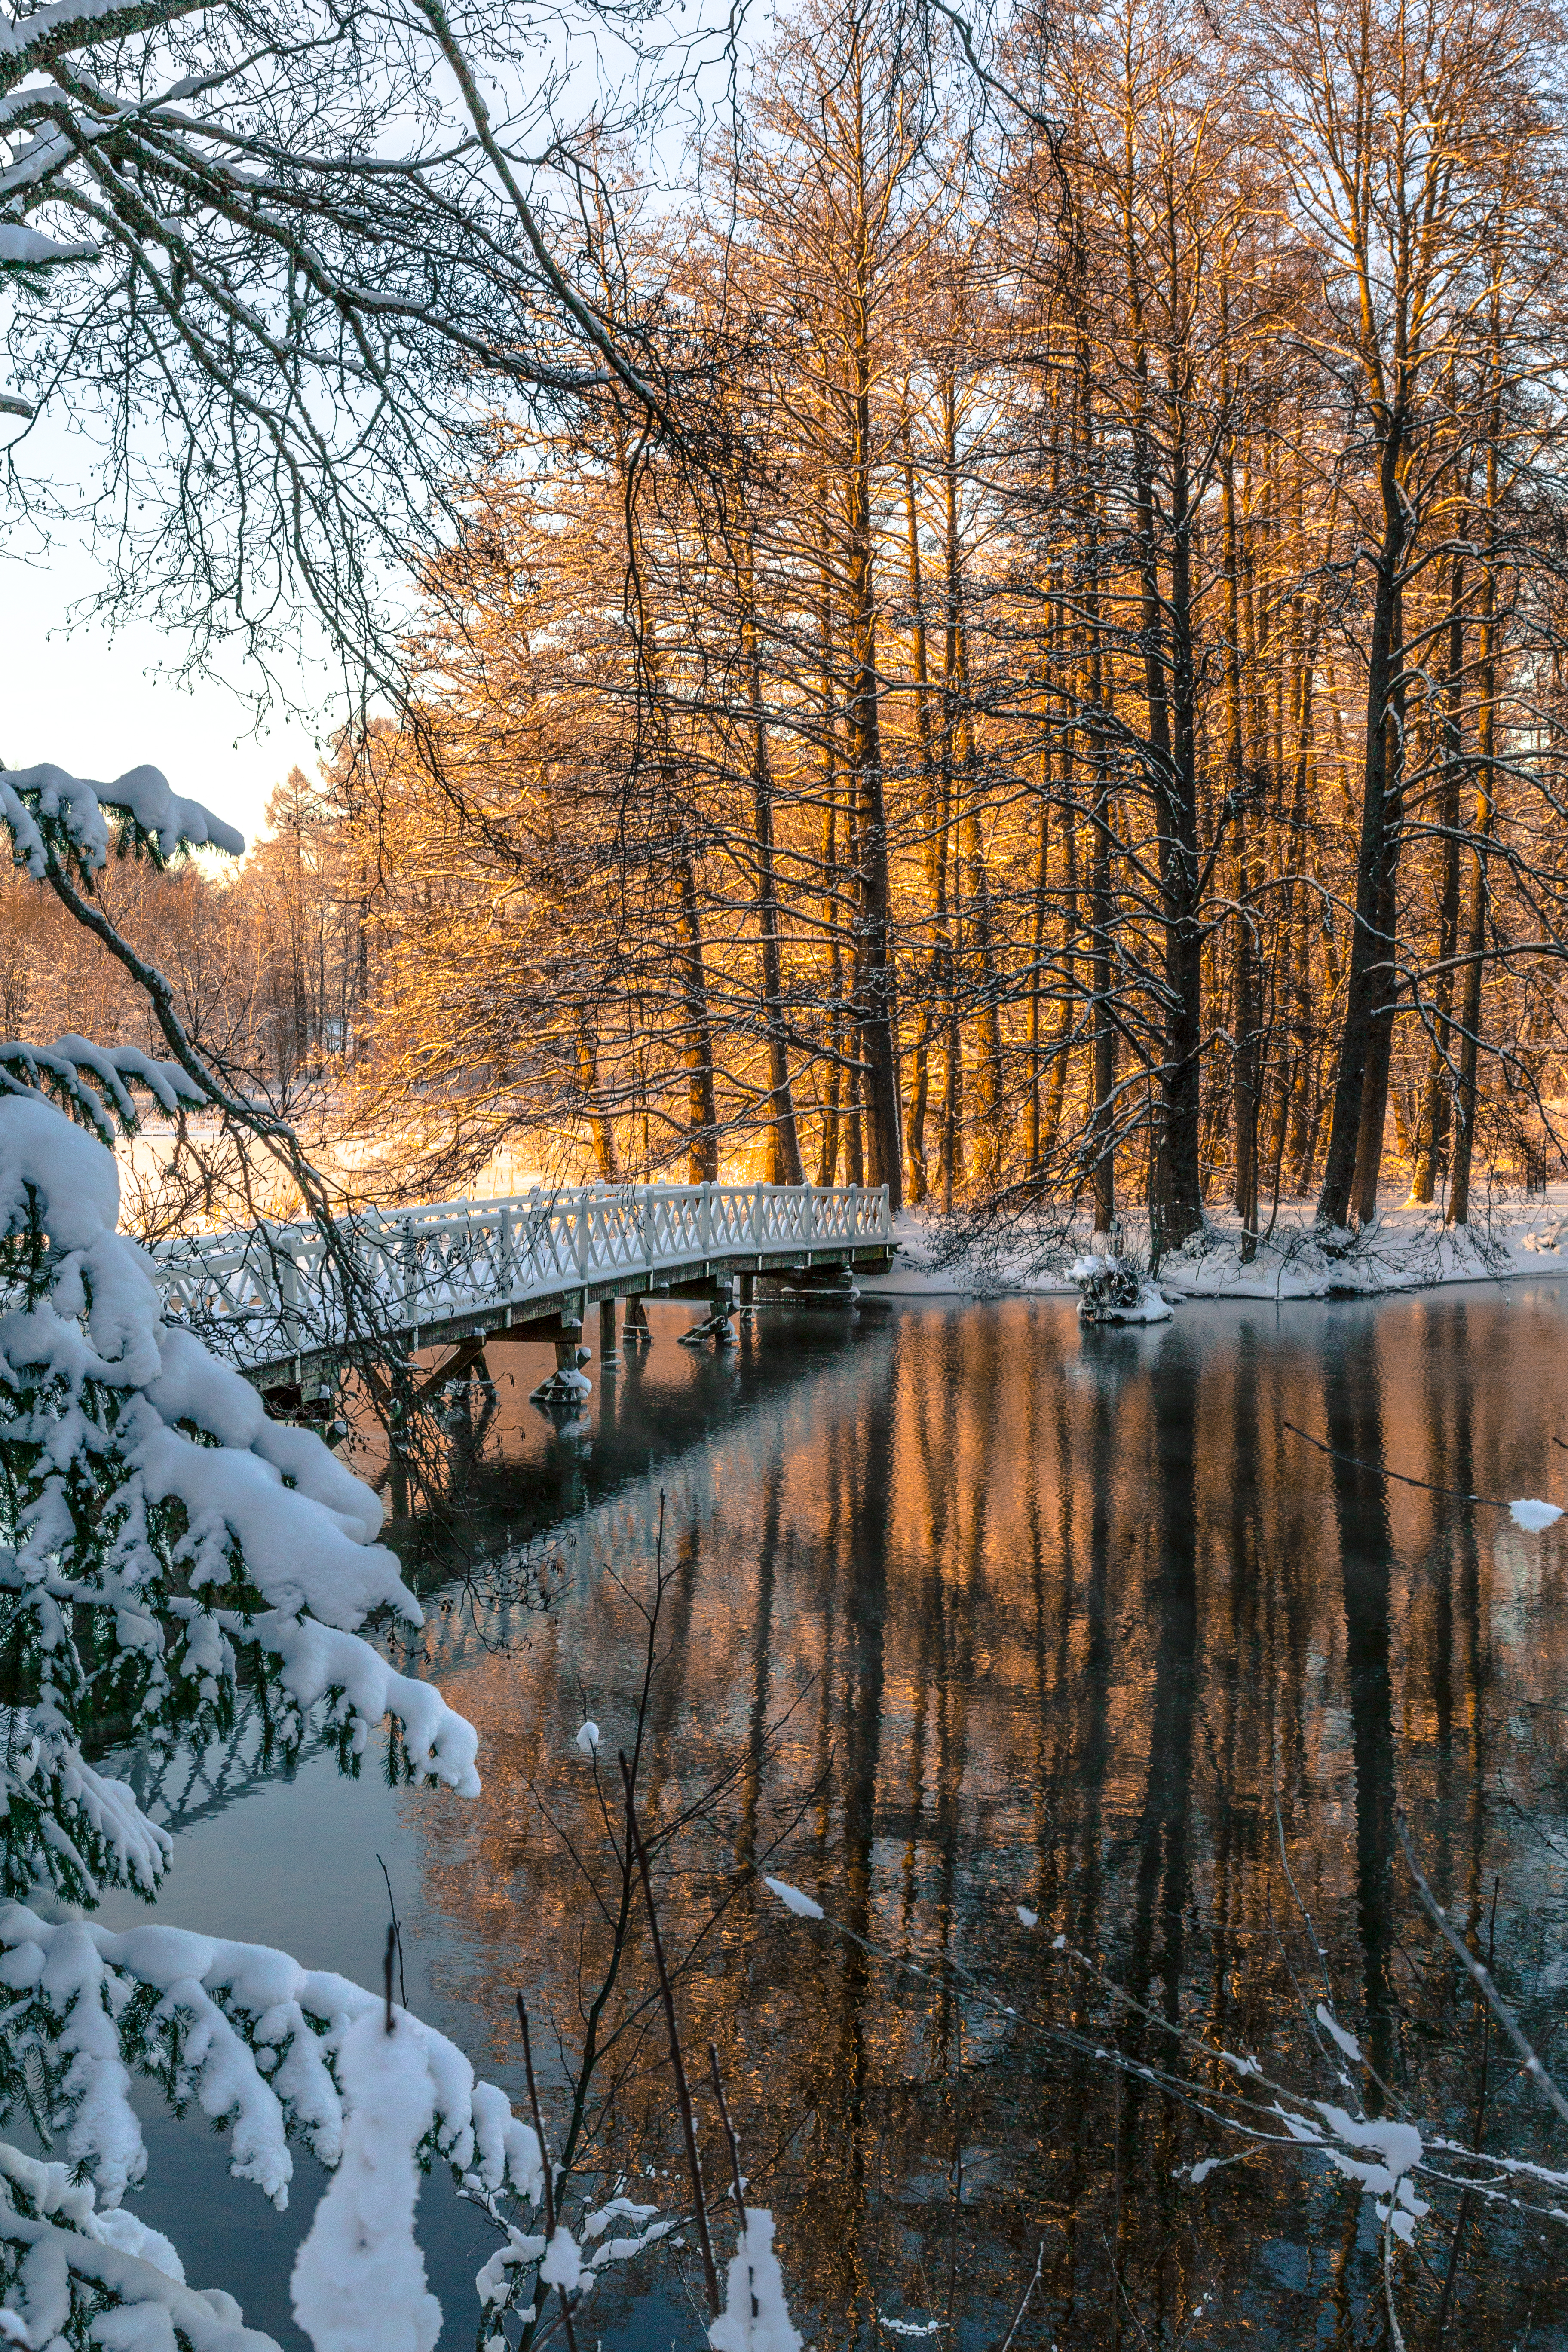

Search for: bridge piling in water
xmin=623 ymin=1296 xmax=652 ymax=1344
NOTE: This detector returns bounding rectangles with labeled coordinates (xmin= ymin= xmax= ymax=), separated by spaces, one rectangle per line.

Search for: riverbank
xmin=860 ymin=1189 xmax=1568 ymax=1302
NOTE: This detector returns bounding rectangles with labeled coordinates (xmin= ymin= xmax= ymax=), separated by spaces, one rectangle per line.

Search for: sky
xmin=0 ymin=355 xmax=365 ymax=859
xmin=0 ymin=546 xmax=325 ymax=858
xmin=0 ymin=0 xmax=758 ymax=861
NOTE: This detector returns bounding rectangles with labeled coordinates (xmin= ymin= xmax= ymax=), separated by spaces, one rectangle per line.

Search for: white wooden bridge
xmin=151 ymin=1179 xmax=895 ymax=1396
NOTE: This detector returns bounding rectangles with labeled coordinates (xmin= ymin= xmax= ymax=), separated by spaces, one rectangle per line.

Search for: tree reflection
xmin=386 ymin=1289 xmax=1568 ymax=2346
xmin=1323 ymin=1317 xmax=1399 ymax=2094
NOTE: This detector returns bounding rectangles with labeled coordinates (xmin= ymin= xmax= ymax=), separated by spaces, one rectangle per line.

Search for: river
xmin=91 ymin=1286 xmax=1568 ymax=2346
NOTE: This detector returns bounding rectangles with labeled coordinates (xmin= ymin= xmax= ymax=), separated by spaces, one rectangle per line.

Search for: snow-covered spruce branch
xmin=0 ymin=1898 xmax=543 ymax=2215
xmin=0 ymin=2141 xmax=270 ymax=2352
xmin=0 ymin=763 xmax=510 ymax=2345
xmin=0 ymin=764 xmax=244 ymax=878
xmin=0 ymin=761 xmax=531 ymax=1535
xmin=0 ymin=1953 xmax=552 ymax=2352
xmin=0 ymin=1036 xmax=205 ymax=1151
xmin=0 ymin=1085 xmax=481 ymax=1897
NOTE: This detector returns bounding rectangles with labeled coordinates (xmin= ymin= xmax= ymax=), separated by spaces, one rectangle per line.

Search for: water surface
xmin=96 ymin=1288 xmax=1568 ymax=2346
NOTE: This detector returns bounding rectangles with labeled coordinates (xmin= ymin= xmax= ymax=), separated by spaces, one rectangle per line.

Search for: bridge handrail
xmin=148 ymin=1180 xmax=893 ymax=1367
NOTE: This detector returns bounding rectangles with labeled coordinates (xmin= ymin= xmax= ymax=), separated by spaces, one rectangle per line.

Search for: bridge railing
xmin=150 ymin=1180 xmax=893 ymax=1368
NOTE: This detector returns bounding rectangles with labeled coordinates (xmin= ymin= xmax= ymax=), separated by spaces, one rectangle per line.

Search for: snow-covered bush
xmin=1068 ymin=1251 xmax=1173 ymax=1326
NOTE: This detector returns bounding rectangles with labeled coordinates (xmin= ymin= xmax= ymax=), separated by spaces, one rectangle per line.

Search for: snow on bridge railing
xmin=149 ymin=1179 xmax=893 ymax=1369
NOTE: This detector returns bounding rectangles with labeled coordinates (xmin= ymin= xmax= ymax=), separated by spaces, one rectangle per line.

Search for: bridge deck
xmin=150 ymin=1179 xmax=895 ymax=1390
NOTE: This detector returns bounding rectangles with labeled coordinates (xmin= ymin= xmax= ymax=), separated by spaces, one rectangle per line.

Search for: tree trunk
xmin=1449 ymin=497 xmax=1499 ymax=1225
xmin=1221 ymin=379 xmax=1258 ymax=1250
xmin=844 ymin=332 xmax=901 ymax=1206
xmin=675 ymin=851 xmax=719 ymax=1183
xmin=1318 ymin=444 xmax=1410 ymax=1229
xmin=576 ymin=1022 xmax=619 ymax=1180
xmin=1027 ymin=744 xmax=1051 ymax=1181
xmin=1145 ymin=385 xmax=1204 ymax=1254
xmin=816 ymin=546 xmax=844 ymax=1188
xmin=740 ymin=545 xmax=805 ymax=1185
xmin=1041 ymin=768 xmax=1078 ymax=1165
xmin=900 ymin=424 xmax=946 ymax=1207
xmin=1349 ymin=636 xmax=1407 ymax=1227
xmin=1411 ymin=550 xmax=1467 ymax=1204
xmin=941 ymin=376 xmax=1004 ymax=1194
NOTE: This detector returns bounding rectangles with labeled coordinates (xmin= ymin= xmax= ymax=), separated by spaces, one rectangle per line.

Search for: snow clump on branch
xmin=0 ymin=764 xmax=244 ymax=877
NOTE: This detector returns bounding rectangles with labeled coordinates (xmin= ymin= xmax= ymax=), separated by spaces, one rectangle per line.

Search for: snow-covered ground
xmin=859 ymin=1188 xmax=1568 ymax=1305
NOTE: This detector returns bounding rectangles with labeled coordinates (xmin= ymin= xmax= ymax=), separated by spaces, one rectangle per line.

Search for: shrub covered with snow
xmin=1068 ymin=1252 xmax=1173 ymax=1326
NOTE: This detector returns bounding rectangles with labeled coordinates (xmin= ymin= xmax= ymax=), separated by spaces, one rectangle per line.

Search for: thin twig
xmin=709 ymin=2045 xmax=749 ymax=2230
xmin=620 ymin=1750 xmax=721 ymax=2317
xmin=996 ymin=2242 xmax=1044 ymax=2352
xmin=709 ymin=2045 xmax=752 ymax=2318
xmin=377 ymin=1853 xmax=407 ymax=2012
xmin=1396 ymin=1813 xmax=1568 ymax=2127
xmin=1383 ymin=2208 xmax=1408 ymax=2352
xmin=1284 ymin=1421 xmax=1514 ymax=1510
xmin=516 ymin=1997 xmax=580 ymax=2352
xmin=1436 ymin=1878 xmax=1498 ymax=2348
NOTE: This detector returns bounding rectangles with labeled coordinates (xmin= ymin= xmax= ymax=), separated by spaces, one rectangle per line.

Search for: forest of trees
xmin=21 ymin=0 xmax=1568 ymax=1248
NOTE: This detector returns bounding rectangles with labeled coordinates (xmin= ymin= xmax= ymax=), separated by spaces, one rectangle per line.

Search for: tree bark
xmin=1411 ymin=549 xmax=1467 ymax=1204
xmin=1449 ymin=480 xmax=1499 ymax=1225
xmin=740 ymin=541 xmax=805 ymax=1185
xmin=1317 ymin=475 xmax=1410 ymax=1228
xmin=842 ymin=247 xmax=902 ymax=1207
xmin=675 ymin=851 xmax=719 ymax=1183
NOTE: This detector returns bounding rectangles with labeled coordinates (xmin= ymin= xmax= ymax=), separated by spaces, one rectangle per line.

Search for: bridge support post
xmin=528 ymin=1320 xmax=593 ymax=1408
xmin=598 ymin=1297 xmax=620 ymax=1371
xmin=679 ymin=1277 xmax=737 ymax=1349
xmin=624 ymin=1297 xmax=652 ymax=1345
xmin=738 ymin=1271 xmax=756 ymax=1327
xmin=775 ymin=1264 xmax=860 ymax=1305
xmin=387 ymin=1357 xmax=413 ymax=1522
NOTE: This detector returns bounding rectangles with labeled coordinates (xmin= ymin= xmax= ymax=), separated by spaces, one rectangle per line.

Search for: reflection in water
xmin=116 ymin=1292 xmax=1568 ymax=2343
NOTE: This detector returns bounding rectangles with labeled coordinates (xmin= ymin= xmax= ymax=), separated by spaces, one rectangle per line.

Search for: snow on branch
xmin=708 ymin=2210 xmax=803 ymax=2352
xmin=0 ymin=1911 xmax=552 ymax=2351
xmin=0 ymin=219 xmax=92 ymax=263
xmin=0 ymin=1037 xmax=202 ymax=1149
xmin=0 ymin=2141 xmax=277 ymax=2351
xmin=0 ymin=1901 xmax=542 ymax=2219
xmin=0 ymin=762 xmax=244 ymax=879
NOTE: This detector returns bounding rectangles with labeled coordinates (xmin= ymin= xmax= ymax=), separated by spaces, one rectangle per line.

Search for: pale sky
xmin=2 ymin=393 xmax=339 ymax=854
xmin=0 ymin=3 xmax=734 ymax=861
xmin=1 ymin=557 xmax=325 ymax=856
